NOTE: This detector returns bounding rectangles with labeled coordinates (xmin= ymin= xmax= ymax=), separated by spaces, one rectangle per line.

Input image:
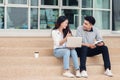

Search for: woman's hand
xmin=59 ymin=32 xmax=72 ymax=45
xmin=66 ymin=32 xmax=72 ymax=37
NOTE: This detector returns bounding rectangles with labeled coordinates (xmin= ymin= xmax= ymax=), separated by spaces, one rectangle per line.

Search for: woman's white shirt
xmin=52 ymin=29 xmax=66 ymax=49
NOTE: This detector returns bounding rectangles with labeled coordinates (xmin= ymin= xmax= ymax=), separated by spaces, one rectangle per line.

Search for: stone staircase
xmin=0 ymin=36 xmax=120 ymax=80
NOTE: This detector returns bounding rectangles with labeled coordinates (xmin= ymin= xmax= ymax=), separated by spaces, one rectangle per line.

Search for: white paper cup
xmin=34 ymin=52 xmax=39 ymax=58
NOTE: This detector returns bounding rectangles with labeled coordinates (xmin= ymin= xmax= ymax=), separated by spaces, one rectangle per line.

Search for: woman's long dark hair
xmin=53 ymin=16 xmax=71 ymax=38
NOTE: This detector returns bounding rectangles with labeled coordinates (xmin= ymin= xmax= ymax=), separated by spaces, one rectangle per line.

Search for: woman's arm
xmin=59 ymin=32 xmax=72 ymax=45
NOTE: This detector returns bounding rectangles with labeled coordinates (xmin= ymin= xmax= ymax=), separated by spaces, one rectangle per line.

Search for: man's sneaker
xmin=81 ymin=70 xmax=88 ymax=78
xmin=63 ymin=71 xmax=75 ymax=78
xmin=75 ymin=70 xmax=81 ymax=78
xmin=104 ymin=69 xmax=113 ymax=77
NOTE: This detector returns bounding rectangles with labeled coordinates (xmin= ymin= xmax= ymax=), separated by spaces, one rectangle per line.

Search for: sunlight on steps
xmin=0 ymin=36 xmax=119 ymax=80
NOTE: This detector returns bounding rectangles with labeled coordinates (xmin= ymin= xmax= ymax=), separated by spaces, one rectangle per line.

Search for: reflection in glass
xmin=7 ymin=7 xmax=28 ymax=29
xmin=82 ymin=0 xmax=93 ymax=8
xmin=63 ymin=0 xmax=78 ymax=6
xmin=94 ymin=11 xmax=110 ymax=29
xmin=81 ymin=10 xmax=93 ymax=25
xmin=112 ymin=0 xmax=120 ymax=31
xmin=40 ymin=9 xmax=59 ymax=29
xmin=0 ymin=0 xmax=3 ymax=3
xmin=0 ymin=7 xmax=4 ymax=29
xmin=31 ymin=0 xmax=38 ymax=6
xmin=41 ymin=0 xmax=58 ymax=5
xmin=62 ymin=9 xmax=79 ymax=29
xmin=94 ymin=0 xmax=110 ymax=9
xmin=31 ymin=8 xmax=38 ymax=29
xmin=8 ymin=0 xmax=27 ymax=4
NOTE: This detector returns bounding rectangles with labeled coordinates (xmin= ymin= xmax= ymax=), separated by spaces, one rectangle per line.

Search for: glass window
xmin=62 ymin=9 xmax=79 ymax=29
xmin=0 ymin=0 xmax=112 ymax=31
xmin=7 ymin=7 xmax=28 ymax=29
xmin=40 ymin=8 xmax=59 ymax=29
xmin=81 ymin=10 xmax=93 ymax=25
xmin=31 ymin=0 xmax=38 ymax=6
xmin=112 ymin=0 xmax=120 ymax=31
xmin=31 ymin=8 xmax=38 ymax=29
xmin=94 ymin=0 xmax=110 ymax=9
xmin=41 ymin=0 xmax=58 ymax=5
xmin=0 ymin=0 xmax=3 ymax=3
xmin=0 ymin=7 xmax=4 ymax=29
xmin=82 ymin=0 xmax=93 ymax=8
xmin=63 ymin=0 xmax=78 ymax=6
xmin=94 ymin=11 xmax=110 ymax=30
xmin=8 ymin=0 xmax=27 ymax=4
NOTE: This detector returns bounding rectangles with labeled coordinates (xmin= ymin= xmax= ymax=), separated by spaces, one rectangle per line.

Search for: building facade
xmin=0 ymin=0 xmax=119 ymax=36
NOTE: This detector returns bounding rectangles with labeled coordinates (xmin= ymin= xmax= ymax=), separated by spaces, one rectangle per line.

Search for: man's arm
xmin=82 ymin=43 xmax=96 ymax=49
xmin=76 ymin=27 xmax=82 ymax=37
xmin=95 ymin=28 xmax=104 ymax=46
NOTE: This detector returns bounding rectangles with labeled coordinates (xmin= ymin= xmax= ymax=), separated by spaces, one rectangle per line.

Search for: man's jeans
xmin=76 ymin=45 xmax=111 ymax=71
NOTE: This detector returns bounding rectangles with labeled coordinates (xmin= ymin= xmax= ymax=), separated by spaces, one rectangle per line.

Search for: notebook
xmin=94 ymin=40 xmax=103 ymax=45
xmin=66 ymin=37 xmax=82 ymax=47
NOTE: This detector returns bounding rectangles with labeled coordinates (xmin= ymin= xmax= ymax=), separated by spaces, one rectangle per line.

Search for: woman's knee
xmin=71 ymin=49 xmax=77 ymax=54
xmin=64 ymin=49 xmax=70 ymax=56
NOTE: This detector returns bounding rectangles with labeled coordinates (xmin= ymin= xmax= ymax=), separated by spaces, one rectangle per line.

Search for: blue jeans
xmin=54 ymin=48 xmax=79 ymax=70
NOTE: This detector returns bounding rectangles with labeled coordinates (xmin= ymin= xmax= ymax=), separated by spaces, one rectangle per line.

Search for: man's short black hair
xmin=84 ymin=16 xmax=96 ymax=25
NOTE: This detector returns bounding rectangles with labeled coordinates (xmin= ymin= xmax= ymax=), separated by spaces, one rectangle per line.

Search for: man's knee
xmin=76 ymin=46 xmax=89 ymax=57
xmin=81 ymin=46 xmax=89 ymax=53
xmin=101 ymin=45 xmax=108 ymax=51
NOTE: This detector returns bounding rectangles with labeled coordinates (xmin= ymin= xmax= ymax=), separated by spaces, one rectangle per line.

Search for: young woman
xmin=52 ymin=16 xmax=81 ymax=78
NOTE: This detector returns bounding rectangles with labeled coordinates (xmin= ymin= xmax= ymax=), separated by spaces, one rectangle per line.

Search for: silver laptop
xmin=66 ymin=37 xmax=82 ymax=47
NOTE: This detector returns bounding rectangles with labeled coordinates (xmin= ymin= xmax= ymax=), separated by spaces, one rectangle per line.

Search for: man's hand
xmin=89 ymin=44 xmax=96 ymax=49
xmin=85 ymin=43 xmax=96 ymax=49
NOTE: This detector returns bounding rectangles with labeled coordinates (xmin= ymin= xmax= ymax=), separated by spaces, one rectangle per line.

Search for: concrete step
xmin=0 ymin=37 xmax=53 ymax=47
xmin=0 ymin=57 xmax=62 ymax=66
xmin=0 ymin=56 xmax=119 ymax=66
xmin=0 ymin=75 xmax=120 ymax=80
xmin=0 ymin=36 xmax=119 ymax=80
xmin=104 ymin=36 xmax=120 ymax=48
xmin=0 ymin=37 xmax=120 ymax=48
xmin=0 ymin=37 xmax=52 ymax=41
xmin=0 ymin=47 xmax=53 ymax=57
xmin=0 ymin=64 xmax=119 ymax=77
xmin=0 ymin=47 xmax=119 ymax=57
xmin=109 ymin=48 xmax=120 ymax=56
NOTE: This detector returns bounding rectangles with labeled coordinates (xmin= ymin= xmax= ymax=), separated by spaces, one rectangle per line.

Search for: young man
xmin=76 ymin=16 xmax=113 ymax=78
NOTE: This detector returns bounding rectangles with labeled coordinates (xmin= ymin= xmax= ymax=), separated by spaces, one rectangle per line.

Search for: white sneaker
xmin=81 ymin=70 xmax=88 ymax=78
xmin=75 ymin=70 xmax=81 ymax=78
xmin=63 ymin=71 xmax=75 ymax=78
xmin=104 ymin=69 xmax=113 ymax=77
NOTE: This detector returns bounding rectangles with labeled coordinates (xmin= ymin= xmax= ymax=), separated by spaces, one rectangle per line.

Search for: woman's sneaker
xmin=81 ymin=70 xmax=88 ymax=78
xmin=75 ymin=70 xmax=81 ymax=78
xmin=63 ymin=71 xmax=75 ymax=78
xmin=104 ymin=69 xmax=113 ymax=77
